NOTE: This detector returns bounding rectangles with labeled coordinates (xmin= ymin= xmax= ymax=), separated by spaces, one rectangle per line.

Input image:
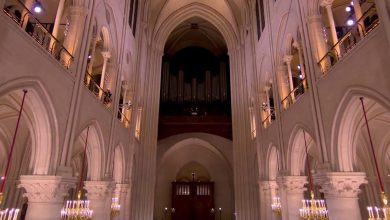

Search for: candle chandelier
xmin=110 ymin=197 xmax=120 ymax=217
xmin=299 ymin=131 xmax=329 ymax=220
xmin=0 ymin=90 xmax=28 ymax=220
xmin=359 ymin=97 xmax=390 ymax=220
xmin=271 ymin=196 xmax=282 ymax=215
xmin=60 ymin=127 xmax=93 ymax=220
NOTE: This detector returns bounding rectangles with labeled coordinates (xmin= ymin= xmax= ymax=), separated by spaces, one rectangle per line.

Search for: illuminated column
xmin=84 ymin=181 xmax=113 ymax=220
xmin=314 ymin=172 xmax=367 ymax=220
xmin=321 ymin=0 xmax=340 ymax=56
xmin=49 ymin=0 xmax=66 ymax=50
xmin=277 ymin=176 xmax=307 ymax=220
xmin=276 ymin=65 xmax=289 ymax=108
xmin=121 ymin=81 xmax=133 ymax=125
xmin=19 ymin=175 xmax=75 ymax=220
xmin=62 ymin=5 xmax=87 ymax=68
xmin=352 ymin=0 xmax=364 ymax=37
xmin=99 ymin=51 xmax=111 ymax=98
xmin=21 ymin=0 xmax=34 ymax=29
xmin=283 ymin=55 xmax=295 ymax=102
xmin=307 ymin=14 xmax=330 ymax=73
xmin=106 ymin=63 xmax=118 ymax=97
xmin=264 ymin=86 xmax=272 ymax=124
xmin=259 ymin=180 xmax=279 ymax=220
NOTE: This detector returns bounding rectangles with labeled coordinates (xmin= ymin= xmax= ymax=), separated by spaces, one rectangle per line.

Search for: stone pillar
xmin=283 ymin=55 xmax=295 ymax=102
xmin=99 ymin=51 xmax=111 ymax=98
xmin=259 ymin=180 xmax=280 ymax=220
xmin=374 ymin=0 xmax=390 ymax=46
xmin=314 ymin=172 xmax=367 ymax=220
xmin=49 ymin=0 xmax=66 ymax=50
xmin=352 ymin=0 xmax=364 ymax=37
xmin=18 ymin=175 xmax=76 ymax=220
xmin=84 ymin=181 xmax=113 ymax=220
xmin=307 ymin=14 xmax=330 ymax=73
xmin=276 ymin=65 xmax=289 ymax=108
xmin=277 ymin=176 xmax=307 ymax=220
xmin=113 ymin=183 xmax=130 ymax=220
xmin=61 ymin=5 xmax=87 ymax=69
xmin=105 ymin=62 xmax=118 ymax=97
xmin=321 ymin=0 xmax=340 ymax=56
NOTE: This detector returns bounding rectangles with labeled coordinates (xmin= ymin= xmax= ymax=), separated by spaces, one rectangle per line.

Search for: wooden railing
xmin=318 ymin=5 xmax=380 ymax=74
xmin=117 ymin=109 xmax=130 ymax=128
xmin=84 ymin=71 xmax=112 ymax=107
xmin=3 ymin=0 xmax=73 ymax=69
xmin=281 ymin=78 xmax=308 ymax=109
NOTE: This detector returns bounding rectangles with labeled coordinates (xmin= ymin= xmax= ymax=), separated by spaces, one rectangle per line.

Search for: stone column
xmin=283 ymin=55 xmax=295 ymax=102
xmin=61 ymin=6 xmax=87 ymax=69
xmin=277 ymin=176 xmax=307 ymax=220
xmin=99 ymin=51 xmax=111 ymax=98
xmin=49 ymin=0 xmax=66 ymax=50
xmin=321 ymin=0 xmax=340 ymax=56
xmin=18 ymin=175 xmax=76 ymax=220
xmin=113 ymin=183 xmax=130 ymax=220
xmin=375 ymin=0 xmax=390 ymax=46
xmin=105 ymin=62 xmax=118 ymax=97
xmin=259 ymin=180 xmax=280 ymax=220
xmin=276 ymin=65 xmax=289 ymax=108
xmin=352 ymin=0 xmax=364 ymax=37
xmin=314 ymin=172 xmax=367 ymax=220
xmin=307 ymin=14 xmax=331 ymax=74
xmin=84 ymin=181 xmax=113 ymax=220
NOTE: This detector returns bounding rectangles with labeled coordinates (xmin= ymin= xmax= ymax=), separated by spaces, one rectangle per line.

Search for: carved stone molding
xmin=19 ymin=175 xmax=76 ymax=203
xmin=259 ymin=180 xmax=278 ymax=192
xmin=84 ymin=181 xmax=114 ymax=200
xmin=277 ymin=176 xmax=307 ymax=194
xmin=114 ymin=183 xmax=130 ymax=195
xmin=314 ymin=172 xmax=367 ymax=198
xmin=320 ymin=0 xmax=335 ymax=7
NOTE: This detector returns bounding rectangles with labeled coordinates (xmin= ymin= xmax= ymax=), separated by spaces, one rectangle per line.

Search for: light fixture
xmin=360 ymin=97 xmax=390 ymax=220
xmin=299 ymin=74 xmax=303 ymax=79
xmin=32 ymin=1 xmax=43 ymax=13
xmin=297 ymin=65 xmax=301 ymax=70
xmin=271 ymin=197 xmax=282 ymax=215
xmin=346 ymin=6 xmax=352 ymax=12
xmin=110 ymin=197 xmax=120 ymax=217
xmin=61 ymin=127 xmax=93 ymax=220
xmin=347 ymin=18 xmax=355 ymax=26
xmin=0 ymin=90 xmax=28 ymax=220
xmin=88 ymin=55 xmax=92 ymax=59
xmin=299 ymin=131 xmax=329 ymax=220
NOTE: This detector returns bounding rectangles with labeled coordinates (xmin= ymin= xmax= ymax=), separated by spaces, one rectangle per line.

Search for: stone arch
xmin=0 ymin=78 xmax=59 ymax=175
xmin=331 ymin=87 xmax=390 ymax=172
xmin=73 ymin=121 xmax=106 ymax=181
xmin=287 ymin=124 xmax=318 ymax=176
xmin=113 ymin=143 xmax=125 ymax=183
xmin=153 ymin=2 xmax=238 ymax=52
xmin=266 ymin=144 xmax=280 ymax=180
xmin=176 ymin=161 xmax=211 ymax=182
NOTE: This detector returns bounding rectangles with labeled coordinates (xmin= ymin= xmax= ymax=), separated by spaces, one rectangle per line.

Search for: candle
xmin=12 ymin=209 xmax=19 ymax=220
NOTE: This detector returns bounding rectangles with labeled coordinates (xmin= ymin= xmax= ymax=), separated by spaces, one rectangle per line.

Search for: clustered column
xmin=84 ymin=181 xmax=114 ymax=220
xmin=314 ymin=172 xmax=367 ymax=220
xmin=277 ymin=176 xmax=307 ymax=220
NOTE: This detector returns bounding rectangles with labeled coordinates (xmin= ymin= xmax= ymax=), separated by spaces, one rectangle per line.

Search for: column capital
xmin=258 ymin=180 xmax=278 ymax=191
xmin=277 ymin=176 xmax=307 ymax=194
xmin=314 ymin=172 xmax=367 ymax=198
xmin=84 ymin=181 xmax=114 ymax=200
xmin=114 ymin=183 xmax=131 ymax=194
xmin=282 ymin=55 xmax=293 ymax=64
xmin=101 ymin=51 xmax=111 ymax=59
xmin=19 ymin=175 xmax=76 ymax=203
xmin=320 ymin=0 xmax=334 ymax=8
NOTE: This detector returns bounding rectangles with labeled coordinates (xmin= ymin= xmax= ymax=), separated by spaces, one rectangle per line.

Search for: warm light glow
xmin=299 ymin=192 xmax=329 ymax=220
xmin=271 ymin=197 xmax=282 ymax=215
xmin=297 ymin=65 xmax=301 ymax=70
xmin=60 ymin=199 xmax=93 ymax=220
xmin=347 ymin=19 xmax=355 ymax=26
xmin=32 ymin=1 xmax=43 ymax=13
xmin=367 ymin=193 xmax=390 ymax=220
xmin=345 ymin=6 xmax=352 ymax=12
xmin=111 ymin=198 xmax=120 ymax=217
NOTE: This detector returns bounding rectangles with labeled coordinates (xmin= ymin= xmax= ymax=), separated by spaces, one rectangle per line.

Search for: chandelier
xmin=299 ymin=131 xmax=329 ymax=220
xmin=0 ymin=90 xmax=28 ymax=220
xmin=110 ymin=197 xmax=120 ymax=217
xmin=359 ymin=98 xmax=390 ymax=220
xmin=271 ymin=196 xmax=282 ymax=215
xmin=61 ymin=127 xmax=93 ymax=220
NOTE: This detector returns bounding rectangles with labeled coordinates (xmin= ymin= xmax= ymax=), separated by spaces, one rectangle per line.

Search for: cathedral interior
xmin=0 ymin=0 xmax=390 ymax=219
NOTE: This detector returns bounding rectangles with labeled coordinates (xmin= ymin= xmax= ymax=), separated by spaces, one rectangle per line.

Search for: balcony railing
xmin=262 ymin=113 xmax=275 ymax=128
xmin=84 ymin=72 xmax=112 ymax=107
xmin=3 ymin=0 xmax=73 ymax=69
xmin=117 ymin=109 xmax=130 ymax=128
xmin=318 ymin=5 xmax=380 ymax=74
xmin=281 ymin=78 xmax=308 ymax=109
